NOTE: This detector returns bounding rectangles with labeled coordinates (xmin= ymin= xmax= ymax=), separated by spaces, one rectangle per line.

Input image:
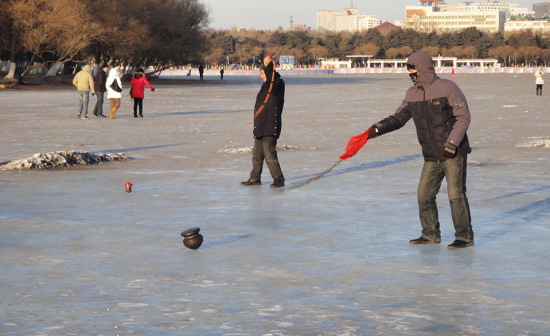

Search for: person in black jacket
xmin=241 ymin=55 xmax=286 ymax=188
xmin=366 ymin=51 xmax=474 ymax=249
xmin=92 ymin=63 xmax=109 ymax=117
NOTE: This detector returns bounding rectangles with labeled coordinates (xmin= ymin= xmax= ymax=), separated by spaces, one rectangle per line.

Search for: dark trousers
xmin=417 ymin=155 xmax=473 ymax=242
xmin=250 ymin=136 xmax=284 ymax=182
xmin=93 ymin=92 xmax=104 ymax=116
xmin=133 ymin=98 xmax=143 ymax=116
xmin=537 ymin=84 xmax=543 ymax=95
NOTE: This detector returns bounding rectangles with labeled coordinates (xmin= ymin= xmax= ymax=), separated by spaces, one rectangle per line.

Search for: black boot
xmin=270 ymin=179 xmax=285 ymax=188
xmin=447 ymin=240 xmax=474 ymax=249
xmin=409 ymin=236 xmax=441 ymax=245
xmin=139 ymin=113 xmax=143 ymax=117
xmin=241 ymin=179 xmax=261 ymax=186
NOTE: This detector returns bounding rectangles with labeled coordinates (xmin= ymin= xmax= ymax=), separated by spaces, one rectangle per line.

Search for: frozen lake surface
xmin=1 ymin=74 xmax=550 ymax=335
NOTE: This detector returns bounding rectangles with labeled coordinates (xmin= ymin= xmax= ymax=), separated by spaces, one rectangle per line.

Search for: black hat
xmin=101 ymin=63 xmax=109 ymax=69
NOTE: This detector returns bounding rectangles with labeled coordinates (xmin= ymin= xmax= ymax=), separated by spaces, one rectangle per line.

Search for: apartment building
xmin=316 ymin=8 xmax=380 ymax=32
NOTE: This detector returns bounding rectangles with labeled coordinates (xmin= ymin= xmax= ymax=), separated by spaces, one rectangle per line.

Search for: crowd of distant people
xmin=73 ymin=64 xmax=155 ymax=120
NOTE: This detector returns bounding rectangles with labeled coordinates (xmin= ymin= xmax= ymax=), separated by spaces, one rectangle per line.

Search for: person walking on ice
xmin=241 ymin=55 xmax=286 ymax=188
xmin=73 ymin=64 xmax=95 ymax=119
xmin=130 ymin=68 xmax=155 ymax=118
xmin=366 ymin=50 xmax=474 ymax=249
xmin=106 ymin=68 xmax=122 ymax=119
xmin=535 ymin=67 xmax=544 ymax=96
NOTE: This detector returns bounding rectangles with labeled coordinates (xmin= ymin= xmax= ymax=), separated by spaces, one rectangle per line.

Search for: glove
xmin=442 ymin=143 xmax=457 ymax=159
xmin=367 ymin=126 xmax=379 ymax=140
xmin=151 ymin=88 xmax=156 ymax=93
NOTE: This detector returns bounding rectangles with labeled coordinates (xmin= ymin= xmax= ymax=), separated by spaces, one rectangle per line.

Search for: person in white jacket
xmin=106 ymin=68 xmax=122 ymax=119
xmin=535 ymin=68 xmax=544 ymax=96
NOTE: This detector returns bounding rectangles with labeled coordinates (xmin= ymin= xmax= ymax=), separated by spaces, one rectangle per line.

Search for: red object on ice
xmin=125 ymin=182 xmax=133 ymax=187
xmin=339 ymin=129 xmax=371 ymax=161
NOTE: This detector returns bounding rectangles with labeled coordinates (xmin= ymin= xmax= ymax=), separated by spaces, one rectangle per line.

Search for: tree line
xmin=205 ymin=27 xmax=550 ymax=67
xmin=0 ymin=0 xmax=209 ymax=77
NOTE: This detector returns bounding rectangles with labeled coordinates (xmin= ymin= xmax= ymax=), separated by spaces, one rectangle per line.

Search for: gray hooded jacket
xmin=375 ymin=50 xmax=471 ymax=161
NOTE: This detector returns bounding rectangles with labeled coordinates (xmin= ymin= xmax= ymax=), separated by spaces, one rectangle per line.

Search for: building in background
xmin=533 ymin=2 xmax=550 ymax=18
xmin=405 ymin=1 xmax=531 ymax=33
xmin=316 ymin=10 xmax=337 ymax=31
xmin=505 ymin=15 xmax=550 ymax=32
xmin=290 ymin=24 xmax=311 ymax=32
xmin=316 ymin=7 xmax=380 ymax=32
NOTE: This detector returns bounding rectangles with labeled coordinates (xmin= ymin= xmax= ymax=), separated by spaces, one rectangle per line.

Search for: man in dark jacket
xmin=367 ymin=50 xmax=474 ymax=249
xmin=92 ymin=63 xmax=109 ymax=117
xmin=241 ymin=55 xmax=286 ymax=188
xmin=199 ymin=64 xmax=204 ymax=80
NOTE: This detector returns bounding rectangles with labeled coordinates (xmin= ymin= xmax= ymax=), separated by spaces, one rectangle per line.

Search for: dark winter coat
xmin=253 ymin=62 xmax=285 ymax=139
xmin=130 ymin=72 xmax=153 ymax=99
xmin=375 ymin=50 xmax=471 ymax=162
xmin=93 ymin=69 xmax=107 ymax=93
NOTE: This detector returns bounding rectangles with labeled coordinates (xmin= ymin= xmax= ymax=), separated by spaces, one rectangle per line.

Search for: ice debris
xmin=219 ymin=145 xmax=318 ymax=154
xmin=502 ymin=105 xmax=518 ymax=108
xmin=0 ymin=151 xmax=129 ymax=170
xmin=517 ymin=139 xmax=550 ymax=148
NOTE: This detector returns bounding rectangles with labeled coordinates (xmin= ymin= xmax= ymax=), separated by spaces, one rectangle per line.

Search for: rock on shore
xmin=0 ymin=151 xmax=130 ymax=170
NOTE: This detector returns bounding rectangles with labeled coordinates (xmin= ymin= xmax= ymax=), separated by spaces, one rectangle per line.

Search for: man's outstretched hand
xmin=367 ymin=126 xmax=378 ymax=139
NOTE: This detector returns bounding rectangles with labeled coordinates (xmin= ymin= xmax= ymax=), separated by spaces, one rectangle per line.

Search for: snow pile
xmin=517 ymin=139 xmax=550 ymax=148
xmin=502 ymin=105 xmax=518 ymax=108
xmin=0 ymin=151 xmax=129 ymax=170
xmin=219 ymin=145 xmax=317 ymax=154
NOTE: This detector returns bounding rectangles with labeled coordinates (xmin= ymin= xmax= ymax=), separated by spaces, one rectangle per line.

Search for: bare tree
xmin=422 ymin=46 xmax=440 ymax=57
xmin=11 ymin=0 xmax=101 ymax=65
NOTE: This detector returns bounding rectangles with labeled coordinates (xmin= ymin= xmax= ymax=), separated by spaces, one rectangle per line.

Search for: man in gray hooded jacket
xmin=367 ymin=50 xmax=474 ymax=249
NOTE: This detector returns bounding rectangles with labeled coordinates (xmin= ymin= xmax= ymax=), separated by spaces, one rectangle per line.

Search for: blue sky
xmin=201 ymin=0 xmax=541 ymax=30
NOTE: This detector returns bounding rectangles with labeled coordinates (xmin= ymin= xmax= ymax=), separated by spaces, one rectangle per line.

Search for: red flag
xmin=340 ymin=129 xmax=370 ymax=161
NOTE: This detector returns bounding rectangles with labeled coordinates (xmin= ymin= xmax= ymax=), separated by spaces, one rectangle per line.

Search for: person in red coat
xmin=130 ymin=68 xmax=155 ymax=117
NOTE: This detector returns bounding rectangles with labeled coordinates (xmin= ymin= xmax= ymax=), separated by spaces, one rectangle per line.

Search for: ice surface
xmin=1 ymin=74 xmax=550 ymax=335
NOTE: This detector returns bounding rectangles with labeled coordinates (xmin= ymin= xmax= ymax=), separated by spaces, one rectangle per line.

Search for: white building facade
xmin=505 ymin=18 xmax=550 ymax=32
xmin=406 ymin=1 xmax=518 ymax=32
xmin=316 ymin=8 xmax=380 ymax=32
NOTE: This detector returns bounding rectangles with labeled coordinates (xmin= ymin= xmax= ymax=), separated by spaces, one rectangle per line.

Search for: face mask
xmin=409 ymin=72 xmax=419 ymax=84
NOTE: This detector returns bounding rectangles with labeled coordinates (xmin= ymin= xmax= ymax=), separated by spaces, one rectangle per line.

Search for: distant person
xmin=365 ymin=50 xmax=474 ymax=249
xmin=220 ymin=68 xmax=224 ymax=80
xmin=72 ymin=64 xmax=95 ymax=119
xmin=106 ymin=68 xmax=122 ymax=119
xmin=130 ymin=68 xmax=155 ymax=118
xmin=92 ymin=63 xmax=109 ymax=118
xmin=241 ymin=55 xmax=286 ymax=188
xmin=187 ymin=68 xmax=192 ymax=76
xmin=535 ymin=67 xmax=544 ymax=96
xmin=199 ymin=64 xmax=204 ymax=80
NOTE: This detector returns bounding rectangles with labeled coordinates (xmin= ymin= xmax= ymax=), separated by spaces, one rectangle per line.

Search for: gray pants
xmin=93 ymin=92 xmax=104 ymax=116
xmin=250 ymin=136 xmax=284 ymax=182
xmin=77 ymin=91 xmax=89 ymax=117
xmin=417 ymin=155 xmax=473 ymax=242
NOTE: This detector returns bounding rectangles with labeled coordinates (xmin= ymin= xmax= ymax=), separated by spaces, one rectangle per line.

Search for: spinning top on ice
xmin=181 ymin=227 xmax=204 ymax=250
xmin=125 ymin=182 xmax=133 ymax=193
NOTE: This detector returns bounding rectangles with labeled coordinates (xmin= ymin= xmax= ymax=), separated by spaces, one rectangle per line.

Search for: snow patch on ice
xmin=502 ymin=105 xmax=518 ymax=108
xmin=517 ymin=139 xmax=550 ymax=148
xmin=0 ymin=151 xmax=129 ymax=170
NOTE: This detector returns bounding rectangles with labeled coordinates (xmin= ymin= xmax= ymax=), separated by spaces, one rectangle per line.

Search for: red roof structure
xmin=374 ymin=22 xmax=402 ymax=35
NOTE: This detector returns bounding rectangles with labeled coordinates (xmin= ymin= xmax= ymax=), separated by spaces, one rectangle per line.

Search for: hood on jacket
xmin=82 ymin=65 xmax=92 ymax=74
xmin=406 ymin=50 xmax=437 ymax=87
xmin=108 ymin=68 xmax=119 ymax=79
xmin=133 ymin=70 xmax=144 ymax=79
